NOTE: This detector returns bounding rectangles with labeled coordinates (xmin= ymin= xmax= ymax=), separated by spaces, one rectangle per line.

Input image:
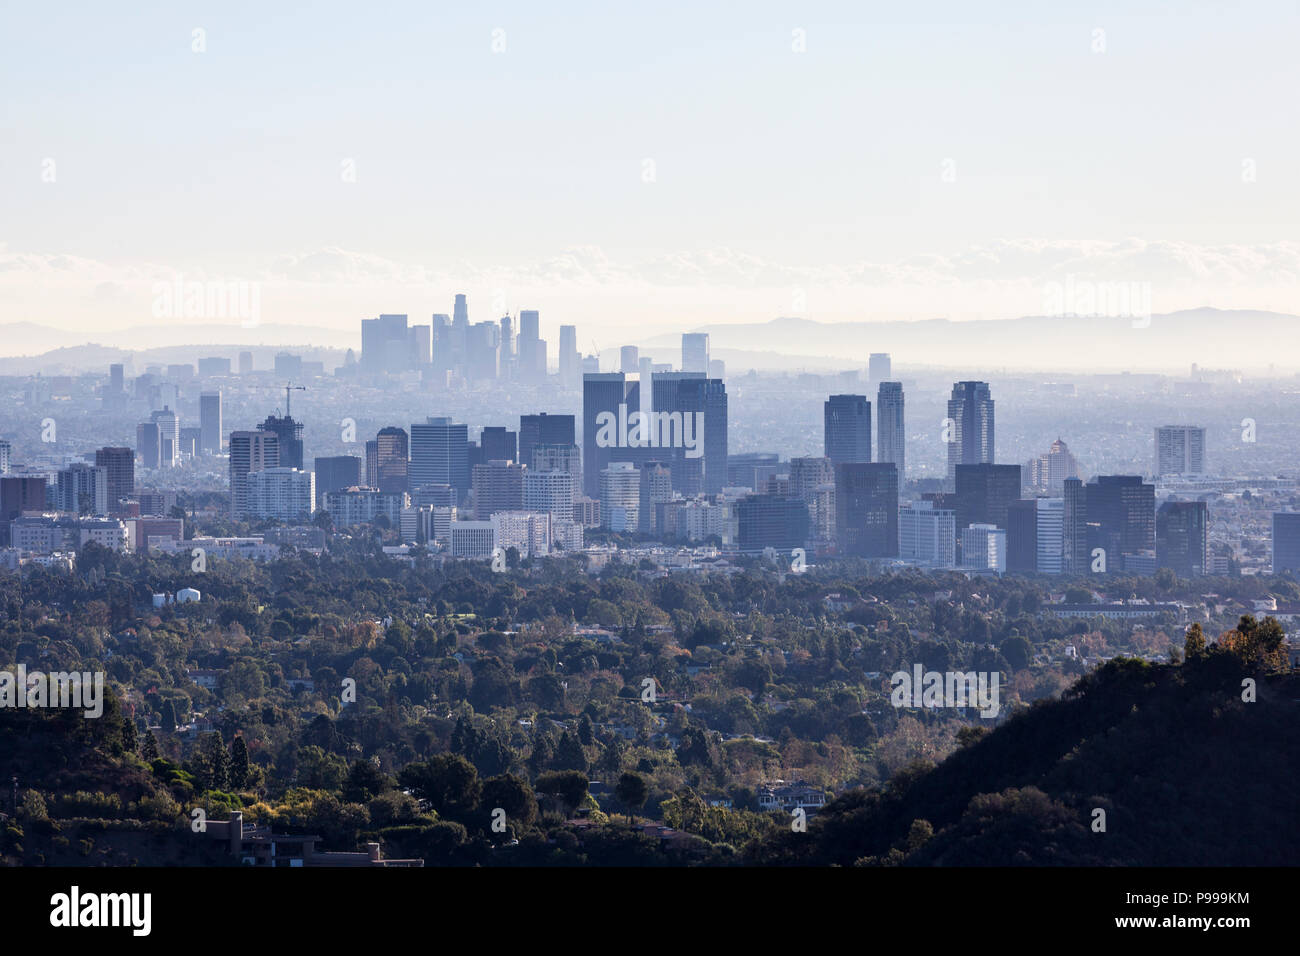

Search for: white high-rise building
xmin=244 ymin=468 xmax=315 ymax=521
xmin=0 ymin=439 xmax=10 ymax=475
xmin=450 ymin=520 xmax=496 ymax=558
xmin=899 ymin=500 xmax=956 ymax=568
xmin=961 ymin=523 xmax=1006 ymax=573
xmin=1035 ymin=498 xmax=1065 ymax=574
xmin=1155 ymin=426 xmax=1206 ymax=476
xmin=493 ymin=510 xmax=551 ymax=557
xmin=599 ymin=461 xmax=640 ymax=531
xmin=523 ymin=470 xmax=575 ymax=522
xmin=876 ymin=382 xmax=905 ymax=480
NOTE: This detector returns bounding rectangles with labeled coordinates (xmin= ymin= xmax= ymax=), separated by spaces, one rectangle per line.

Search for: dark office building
xmin=1157 ymin=500 xmax=1208 ymax=578
xmin=1006 ymin=498 xmax=1038 ymax=574
xmin=136 ymin=421 xmax=161 ymax=470
xmin=954 ymin=464 xmax=1022 ymax=535
xmin=727 ymin=453 xmax=781 ymax=491
xmin=479 ymin=426 xmax=518 ymax=465
xmin=95 ymin=447 xmax=135 ymax=513
xmin=519 ymin=413 xmax=575 ymax=469
xmin=314 ymin=455 xmax=363 ymax=503
xmin=260 ymin=413 xmax=304 ymax=471
xmin=1273 ymin=512 xmax=1300 ymax=575
xmin=824 ymin=394 xmax=871 ymax=466
xmin=1084 ymin=475 xmax=1155 ymax=570
xmin=737 ymin=494 xmax=810 ymax=553
xmin=472 ymin=460 xmax=525 ymax=519
xmin=372 ymin=427 xmax=409 ymax=494
xmin=1 ymin=476 xmax=47 ymax=546
xmin=582 ymin=373 xmax=643 ymax=497
xmin=834 ymin=462 xmax=898 ymax=558
xmin=651 ymin=372 xmax=728 ymax=495
xmin=1063 ymin=477 xmax=1089 ymax=574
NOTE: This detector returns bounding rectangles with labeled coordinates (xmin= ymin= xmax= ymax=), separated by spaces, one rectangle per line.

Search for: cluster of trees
xmin=1 ymin=535 xmax=1295 ymax=866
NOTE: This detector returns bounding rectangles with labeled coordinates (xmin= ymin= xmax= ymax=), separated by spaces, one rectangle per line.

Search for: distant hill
xmin=751 ymin=651 xmax=1299 ymax=866
xmin=643 ymin=309 xmax=1300 ymax=372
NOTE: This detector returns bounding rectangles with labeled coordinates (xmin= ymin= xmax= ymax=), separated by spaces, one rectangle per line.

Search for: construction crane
xmin=261 ymin=382 xmax=306 ymax=417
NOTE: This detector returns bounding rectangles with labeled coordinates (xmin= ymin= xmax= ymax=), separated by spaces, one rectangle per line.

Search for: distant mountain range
xmin=1 ymin=308 xmax=1296 ymax=374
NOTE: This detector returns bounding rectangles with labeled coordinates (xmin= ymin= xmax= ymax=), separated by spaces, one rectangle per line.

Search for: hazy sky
xmin=2 ymin=1 xmax=1298 ymax=346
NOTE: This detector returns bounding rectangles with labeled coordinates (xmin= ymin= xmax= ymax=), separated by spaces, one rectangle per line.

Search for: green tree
xmin=160 ymin=699 xmax=177 ymax=733
xmin=480 ymin=774 xmax=538 ymax=830
xmin=1183 ymin=622 xmax=1207 ymax=660
xmin=140 ymin=729 xmax=160 ymax=761
xmin=534 ymin=770 xmax=589 ymax=816
xmin=342 ymin=759 xmax=391 ymax=804
xmin=399 ymin=754 xmax=482 ymax=822
xmin=228 ymin=736 xmax=250 ymax=790
xmin=615 ymin=772 xmax=648 ymax=823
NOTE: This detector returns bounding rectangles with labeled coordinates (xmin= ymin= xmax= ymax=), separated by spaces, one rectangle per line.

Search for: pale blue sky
xmin=2 ymin=1 xmax=1297 ymax=338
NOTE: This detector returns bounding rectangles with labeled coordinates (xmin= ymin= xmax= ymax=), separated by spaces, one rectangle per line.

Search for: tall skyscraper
xmin=409 ymin=418 xmax=469 ymax=500
xmin=229 ymin=430 xmax=279 ymax=519
xmin=1155 ymin=426 xmax=1206 ymax=476
xmin=1272 ymin=512 xmax=1300 ymax=575
xmin=946 ymin=381 xmax=994 ymax=482
xmin=824 ymin=394 xmax=871 ymax=466
xmin=238 ymin=351 xmax=253 ymax=374
xmin=432 ymin=314 xmax=455 ymax=374
xmin=681 ymin=333 xmax=710 ymax=374
xmin=94 ymin=447 xmax=134 ymax=514
xmin=151 ymin=407 xmax=180 ymax=467
xmin=373 ymin=426 xmax=410 ymax=494
xmin=868 ymin=353 xmax=891 ymax=384
xmin=0 ymin=440 xmax=9 ymax=475
xmin=1157 ymin=500 xmax=1208 ymax=578
xmin=583 ymin=373 xmax=642 ymax=497
xmin=834 ymin=462 xmax=899 ymax=558
xmin=876 ymin=382 xmax=905 ymax=480
xmin=518 ymin=309 xmax=543 ymax=382
xmin=200 ymin=391 xmax=223 ymax=454
xmin=136 ymin=422 xmax=161 ymax=470
xmin=1062 ymin=478 xmax=1089 ymax=574
xmin=519 ymin=413 xmax=575 ymax=470
xmin=620 ymin=346 xmax=640 ymax=374
xmin=651 ymin=373 xmax=728 ymax=495
xmin=558 ymin=325 xmax=579 ymax=387
xmin=360 ymin=313 xmax=413 ymax=374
